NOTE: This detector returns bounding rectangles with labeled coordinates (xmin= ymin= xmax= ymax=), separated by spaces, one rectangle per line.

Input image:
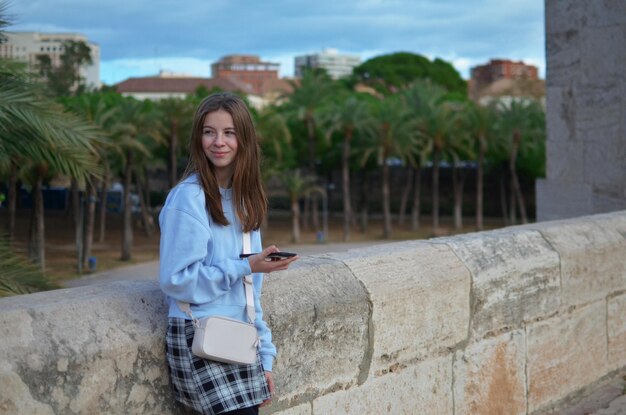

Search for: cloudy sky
xmin=9 ymin=0 xmax=545 ymax=85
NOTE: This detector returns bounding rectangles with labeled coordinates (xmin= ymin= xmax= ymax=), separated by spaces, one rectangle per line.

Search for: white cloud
xmin=451 ymin=58 xmax=473 ymax=79
xmin=10 ymin=0 xmax=546 ymax=84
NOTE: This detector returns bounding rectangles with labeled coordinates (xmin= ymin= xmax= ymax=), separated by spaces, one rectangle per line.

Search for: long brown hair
xmin=183 ymin=93 xmax=267 ymax=232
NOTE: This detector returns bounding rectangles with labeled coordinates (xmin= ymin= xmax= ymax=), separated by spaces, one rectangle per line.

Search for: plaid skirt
xmin=165 ymin=317 xmax=270 ymax=415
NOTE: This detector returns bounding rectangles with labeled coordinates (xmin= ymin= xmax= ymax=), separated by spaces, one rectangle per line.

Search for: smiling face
xmin=201 ymin=109 xmax=239 ymax=187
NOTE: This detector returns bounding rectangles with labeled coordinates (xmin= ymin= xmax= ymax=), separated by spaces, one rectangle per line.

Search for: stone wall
xmin=536 ymin=0 xmax=626 ymax=220
xmin=1 ymin=211 xmax=625 ymax=414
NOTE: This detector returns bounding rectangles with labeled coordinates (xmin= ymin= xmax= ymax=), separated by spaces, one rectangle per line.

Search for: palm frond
xmin=0 ymin=240 xmax=55 ymax=297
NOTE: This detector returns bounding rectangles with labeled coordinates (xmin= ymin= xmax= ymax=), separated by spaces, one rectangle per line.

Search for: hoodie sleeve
xmin=158 ymin=187 xmax=250 ymax=305
xmin=252 ymin=231 xmax=277 ymax=371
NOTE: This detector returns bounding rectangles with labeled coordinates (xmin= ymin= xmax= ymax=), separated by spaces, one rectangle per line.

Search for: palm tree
xmin=62 ymin=92 xmax=118 ymax=270
xmin=279 ymin=170 xmax=322 ymax=243
xmin=256 ymin=106 xmax=293 ymax=174
xmin=318 ymin=94 xmax=371 ymax=241
xmin=285 ymin=69 xmax=334 ymax=230
xmin=464 ymin=102 xmax=498 ymax=230
xmin=256 ymin=106 xmax=294 ymax=230
xmin=0 ymin=1 xmax=98 ymax=287
xmin=1 ymin=62 xmax=102 ymax=269
xmin=158 ymin=97 xmax=193 ymax=189
xmin=0 ymin=238 xmax=54 ymax=296
xmin=359 ymin=96 xmax=417 ymax=238
xmin=405 ymin=80 xmax=455 ymax=234
xmin=111 ymin=97 xmax=159 ymax=260
xmin=408 ymin=135 xmax=432 ymax=231
xmin=495 ymin=99 xmax=545 ymax=224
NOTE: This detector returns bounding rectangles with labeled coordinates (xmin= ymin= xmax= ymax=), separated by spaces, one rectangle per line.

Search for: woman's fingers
xmin=247 ymin=246 xmax=298 ymax=274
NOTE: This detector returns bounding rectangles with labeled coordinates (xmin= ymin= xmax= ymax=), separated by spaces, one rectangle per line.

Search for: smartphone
xmin=239 ymin=252 xmax=297 ymax=259
xmin=267 ymin=252 xmax=297 ymax=259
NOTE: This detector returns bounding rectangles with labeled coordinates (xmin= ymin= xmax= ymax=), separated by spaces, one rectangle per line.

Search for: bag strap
xmin=242 ymin=232 xmax=256 ymax=324
xmin=177 ymin=231 xmax=256 ymax=325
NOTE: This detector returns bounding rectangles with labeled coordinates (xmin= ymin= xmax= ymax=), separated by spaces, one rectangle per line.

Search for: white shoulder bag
xmin=177 ymin=232 xmax=259 ymax=365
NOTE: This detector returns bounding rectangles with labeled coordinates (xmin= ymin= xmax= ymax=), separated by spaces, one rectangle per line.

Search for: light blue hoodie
xmin=159 ymin=174 xmax=276 ymax=371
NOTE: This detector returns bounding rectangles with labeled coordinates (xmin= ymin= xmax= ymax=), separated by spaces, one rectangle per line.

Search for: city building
xmin=469 ymin=59 xmax=543 ymax=105
xmin=115 ymin=71 xmax=244 ymax=101
xmin=115 ymin=70 xmax=292 ymax=109
xmin=211 ymin=55 xmax=280 ymax=96
xmin=470 ymin=59 xmax=538 ymax=86
xmin=0 ymin=31 xmax=100 ymax=89
xmin=294 ymin=49 xmax=361 ymax=79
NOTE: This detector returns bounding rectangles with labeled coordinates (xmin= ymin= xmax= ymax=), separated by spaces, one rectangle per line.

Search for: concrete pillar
xmin=536 ymin=0 xmax=626 ymax=221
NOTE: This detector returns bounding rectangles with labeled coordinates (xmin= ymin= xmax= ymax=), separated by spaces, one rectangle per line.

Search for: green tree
xmin=405 ymin=80 xmax=463 ymax=234
xmin=0 ymin=1 xmax=98 ymax=289
xmin=279 ymin=170 xmax=323 ymax=243
xmin=36 ymin=40 xmax=93 ymax=96
xmin=318 ymin=93 xmax=371 ymax=241
xmin=359 ymin=96 xmax=417 ymax=238
xmin=463 ymin=102 xmax=499 ymax=230
xmin=110 ymin=97 xmax=160 ymax=260
xmin=256 ymin=106 xmax=294 ymax=174
xmin=1 ymin=64 xmax=102 ymax=270
xmin=284 ymin=69 xmax=335 ymax=230
xmin=495 ymin=99 xmax=545 ymax=224
xmin=0 ymin=239 xmax=54 ymax=296
xmin=158 ymin=97 xmax=194 ymax=188
xmin=62 ymin=92 xmax=118 ymax=270
xmin=353 ymin=52 xmax=467 ymax=97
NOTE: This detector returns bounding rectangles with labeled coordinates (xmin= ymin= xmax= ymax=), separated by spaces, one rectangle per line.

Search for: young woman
xmin=159 ymin=93 xmax=298 ymax=415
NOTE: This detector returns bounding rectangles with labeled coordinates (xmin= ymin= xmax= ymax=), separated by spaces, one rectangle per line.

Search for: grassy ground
xmin=3 ymin=209 xmax=507 ymax=285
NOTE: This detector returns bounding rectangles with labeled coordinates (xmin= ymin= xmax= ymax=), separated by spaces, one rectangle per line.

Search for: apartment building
xmin=0 ymin=31 xmax=101 ymax=89
xmin=294 ymin=49 xmax=361 ymax=79
xmin=468 ymin=59 xmax=543 ymax=105
xmin=115 ymin=70 xmax=292 ymax=109
xmin=470 ymin=59 xmax=538 ymax=87
xmin=211 ymin=55 xmax=280 ymax=95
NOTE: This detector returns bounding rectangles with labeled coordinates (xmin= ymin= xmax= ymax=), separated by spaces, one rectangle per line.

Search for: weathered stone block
xmin=453 ymin=331 xmax=527 ymax=415
xmin=545 ymin=29 xmax=581 ymax=86
xmin=262 ymin=257 xmax=370 ymax=402
xmin=526 ymin=301 xmax=607 ymax=413
xmin=270 ymin=403 xmax=311 ymax=415
xmin=585 ymin=142 xmax=625 ymax=190
xmin=436 ymin=229 xmax=560 ymax=338
xmin=584 ymin=0 xmax=626 ymax=26
xmin=592 ymin=186 xmax=626 ymax=215
xmin=545 ymin=139 xmax=585 ymax=183
xmin=538 ymin=218 xmax=626 ymax=305
xmin=312 ymin=356 xmax=453 ymax=415
xmin=536 ymin=180 xmax=593 ymax=222
xmin=608 ymin=294 xmax=626 ymax=370
xmin=0 ymin=281 xmax=172 ymax=415
xmin=0 ymin=370 xmax=55 ymax=415
xmin=576 ymin=86 xmax=622 ymax=147
xmin=328 ymin=241 xmax=470 ymax=377
xmin=580 ymin=26 xmax=626 ymax=88
xmin=546 ymin=86 xmax=577 ymax=144
xmin=545 ymin=0 xmax=588 ymax=34
xmin=592 ymin=211 xmax=626 ymax=241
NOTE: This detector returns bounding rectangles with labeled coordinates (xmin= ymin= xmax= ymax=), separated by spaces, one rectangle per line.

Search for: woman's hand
xmin=259 ymin=371 xmax=274 ymax=408
xmin=247 ymin=245 xmax=298 ymax=274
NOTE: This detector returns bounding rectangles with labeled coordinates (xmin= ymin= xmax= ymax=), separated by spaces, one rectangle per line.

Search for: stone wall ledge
xmin=0 ymin=210 xmax=625 ymax=414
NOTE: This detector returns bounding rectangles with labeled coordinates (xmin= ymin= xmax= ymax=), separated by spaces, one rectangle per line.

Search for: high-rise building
xmin=211 ymin=55 xmax=280 ymax=95
xmin=0 ymin=31 xmax=101 ymax=89
xmin=294 ymin=49 xmax=361 ymax=79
